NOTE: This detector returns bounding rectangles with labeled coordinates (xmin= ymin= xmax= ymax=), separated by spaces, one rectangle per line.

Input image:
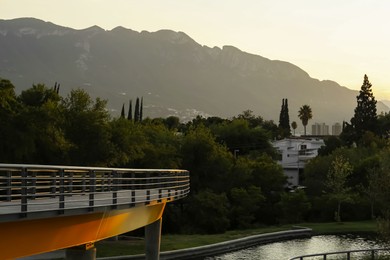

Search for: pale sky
xmin=2 ymin=0 xmax=390 ymax=100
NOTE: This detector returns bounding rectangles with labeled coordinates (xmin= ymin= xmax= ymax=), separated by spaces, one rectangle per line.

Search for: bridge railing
xmin=0 ymin=164 xmax=190 ymax=221
xmin=289 ymin=248 xmax=390 ymax=260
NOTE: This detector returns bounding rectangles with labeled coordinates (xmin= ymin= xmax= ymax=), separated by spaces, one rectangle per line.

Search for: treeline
xmin=0 ymin=78 xmax=288 ymax=234
xmin=302 ymin=75 xmax=390 ymax=239
xmin=2 ymin=75 xmax=390 ymax=236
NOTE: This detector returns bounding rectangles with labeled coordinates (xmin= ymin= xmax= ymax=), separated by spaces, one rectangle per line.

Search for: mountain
xmin=0 ymin=18 xmax=388 ymax=128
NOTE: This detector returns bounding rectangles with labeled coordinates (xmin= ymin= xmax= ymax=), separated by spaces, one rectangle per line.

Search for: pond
xmin=208 ymin=234 xmax=390 ymax=260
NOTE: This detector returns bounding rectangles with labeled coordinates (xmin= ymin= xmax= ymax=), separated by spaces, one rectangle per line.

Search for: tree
xmin=235 ymin=109 xmax=264 ymax=128
xmin=278 ymin=98 xmax=291 ymax=138
xmin=140 ymin=97 xmax=143 ymax=122
xmin=61 ymin=89 xmax=113 ymax=166
xmin=185 ymin=190 xmax=230 ymax=233
xmin=279 ymin=190 xmax=311 ymax=223
xmin=229 ymin=186 xmax=265 ymax=228
xmin=120 ymin=103 xmax=125 ymax=118
xmin=298 ymin=104 xmax=312 ymax=136
xmin=180 ymin=125 xmax=233 ymax=193
xmin=127 ymin=100 xmax=132 ymax=120
xmin=291 ymin=121 xmax=297 ymax=136
xmin=18 ymin=84 xmax=68 ymax=164
xmin=350 ymin=74 xmax=377 ymax=138
xmin=325 ymin=155 xmax=353 ymax=222
xmin=134 ymin=97 xmax=140 ymax=122
xmin=211 ymin=118 xmax=274 ymax=156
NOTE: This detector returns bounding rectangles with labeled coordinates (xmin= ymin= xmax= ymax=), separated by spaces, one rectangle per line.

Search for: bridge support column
xmin=65 ymin=243 xmax=96 ymax=260
xmin=145 ymin=218 xmax=162 ymax=260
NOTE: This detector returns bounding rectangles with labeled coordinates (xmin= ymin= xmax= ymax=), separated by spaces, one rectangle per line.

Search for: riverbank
xmin=99 ymin=227 xmax=312 ymax=260
xmin=95 ymin=220 xmax=378 ymax=258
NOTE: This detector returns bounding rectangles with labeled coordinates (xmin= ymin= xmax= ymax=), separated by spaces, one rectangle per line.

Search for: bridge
xmin=0 ymin=164 xmax=190 ymax=260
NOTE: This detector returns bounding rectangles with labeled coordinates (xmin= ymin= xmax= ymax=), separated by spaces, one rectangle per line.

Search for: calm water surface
xmin=208 ymin=234 xmax=390 ymax=260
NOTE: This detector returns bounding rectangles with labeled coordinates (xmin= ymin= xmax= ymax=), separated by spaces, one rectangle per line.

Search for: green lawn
xmin=96 ymin=220 xmax=379 ymax=257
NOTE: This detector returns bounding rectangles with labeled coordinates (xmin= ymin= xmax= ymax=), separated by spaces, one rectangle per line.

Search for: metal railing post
xmin=59 ymin=169 xmax=65 ymax=214
xmin=51 ymin=171 xmax=56 ymax=198
xmin=21 ymin=168 xmax=28 ymax=217
xmin=6 ymin=170 xmax=11 ymax=202
xmin=89 ymin=170 xmax=95 ymax=211
xmin=112 ymin=171 xmax=117 ymax=209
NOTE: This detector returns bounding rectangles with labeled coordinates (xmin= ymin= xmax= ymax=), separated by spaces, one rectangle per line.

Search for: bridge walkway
xmin=0 ymin=164 xmax=190 ymax=260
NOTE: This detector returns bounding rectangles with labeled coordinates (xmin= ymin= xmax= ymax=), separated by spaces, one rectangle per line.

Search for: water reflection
xmin=209 ymin=234 xmax=390 ymax=260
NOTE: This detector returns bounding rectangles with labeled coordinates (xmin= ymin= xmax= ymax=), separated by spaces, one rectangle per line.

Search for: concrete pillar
xmin=145 ymin=218 xmax=162 ymax=260
xmin=66 ymin=243 xmax=96 ymax=260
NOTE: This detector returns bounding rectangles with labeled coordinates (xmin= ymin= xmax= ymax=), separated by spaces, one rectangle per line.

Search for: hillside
xmin=0 ymin=18 xmax=388 ymax=129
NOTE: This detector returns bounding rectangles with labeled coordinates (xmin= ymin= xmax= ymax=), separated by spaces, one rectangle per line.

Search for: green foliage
xmin=185 ymin=190 xmax=230 ymax=234
xmin=318 ymin=136 xmax=343 ymax=156
xmin=164 ymin=116 xmax=180 ymax=130
xmin=234 ymin=109 xmax=264 ymax=128
xmin=61 ymin=89 xmax=113 ymax=166
xmin=279 ymin=190 xmax=311 ymax=223
xmin=211 ymin=118 xmax=273 ymax=156
xmin=134 ymin=123 xmax=181 ymax=168
xmin=304 ymin=155 xmax=333 ymax=196
xmin=180 ymin=125 xmax=233 ymax=193
xmin=0 ymin=78 xmax=18 ymax=113
xmin=109 ymin=119 xmax=146 ymax=166
xmin=229 ymin=186 xmax=265 ymax=229
xmin=325 ymin=155 xmax=354 ymax=222
xmin=378 ymin=112 xmax=390 ymax=138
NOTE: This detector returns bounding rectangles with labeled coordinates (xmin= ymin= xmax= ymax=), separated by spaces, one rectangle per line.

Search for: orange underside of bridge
xmin=0 ymin=202 xmax=166 ymax=259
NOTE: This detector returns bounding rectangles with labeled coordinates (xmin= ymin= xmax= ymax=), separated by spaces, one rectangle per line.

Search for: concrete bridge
xmin=0 ymin=164 xmax=190 ymax=260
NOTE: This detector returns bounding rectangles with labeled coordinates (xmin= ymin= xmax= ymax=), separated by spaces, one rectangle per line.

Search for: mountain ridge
xmin=0 ymin=18 xmax=388 ymax=130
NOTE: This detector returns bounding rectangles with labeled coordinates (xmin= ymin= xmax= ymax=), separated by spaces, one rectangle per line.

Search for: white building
xmin=272 ymin=137 xmax=325 ymax=188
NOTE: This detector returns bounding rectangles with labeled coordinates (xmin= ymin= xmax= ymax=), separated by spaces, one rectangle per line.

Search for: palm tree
xmin=291 ymin=121 xmax=297 ymax=136
xmin=298 ymin=105 xmax=312 ymax=136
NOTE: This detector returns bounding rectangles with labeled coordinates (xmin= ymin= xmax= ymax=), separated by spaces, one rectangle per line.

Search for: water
xmin=209 ymin=234 xmax=390 ymax=260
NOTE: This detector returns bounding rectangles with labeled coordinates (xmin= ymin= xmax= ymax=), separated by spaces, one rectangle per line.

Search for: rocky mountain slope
xmin=0 ymin=18 xmax=388 ymax=128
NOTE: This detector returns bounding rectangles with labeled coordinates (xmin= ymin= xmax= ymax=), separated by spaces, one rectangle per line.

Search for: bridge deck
xmin=0 ymin=164 xmax=190 ymax=259
xmin=0 ymin=164 xmax=189 ymax=221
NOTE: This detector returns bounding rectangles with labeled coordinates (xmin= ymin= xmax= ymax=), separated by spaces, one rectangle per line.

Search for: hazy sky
xmin=2 ymin=0 xmax=390 ymax=100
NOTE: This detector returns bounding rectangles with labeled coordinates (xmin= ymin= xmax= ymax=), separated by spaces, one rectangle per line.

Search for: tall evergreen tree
xmin=120 ymin=103 xmax=125 ymax=118
xmin=278 ymin=98 xmax=291 ymax=138
xmin=350 ymin=74 xmax=377 ymax=137
xmin=278 ymin=99 xmax=285 ymax=128
xmin=284 ymin=99 xmax=290 ymax=132
xmin=134 ymin=97 xmax=140 ymax=122
xmin=140 ymin=97 xmax=143 ymax=122
xmin=127 ymin=100 xmax=132 ymax=121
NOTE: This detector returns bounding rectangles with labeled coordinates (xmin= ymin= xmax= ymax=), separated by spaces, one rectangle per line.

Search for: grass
xmin=95 ymin=220 xmax=379 ymax=257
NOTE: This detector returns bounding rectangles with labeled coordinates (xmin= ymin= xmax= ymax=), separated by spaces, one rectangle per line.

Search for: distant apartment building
xmin=272 ymin=137 xmax=325 ymax=188
xmin=332 ymin=122 xmax=342 ymax=136
xmin=311 ymin=123 xmax=329 ymax=136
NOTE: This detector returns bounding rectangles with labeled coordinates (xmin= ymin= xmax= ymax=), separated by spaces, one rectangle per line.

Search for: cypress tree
xmin=284 ymin=99 xmax=291 ymax=133
xmin=278 ymin=98 xmax=291 ymax=137
xmin=127 ymin=100 xmax=133 ymax=121
xmin=279 ymin=98 xmax=285 ymax=128
xmin=140 ymin=97 xmax=143 ymax=122
xmin=120 ymin=103 xmax=125 ymax=118
xmin=134 ymin=98 xmax=140 ymax=122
